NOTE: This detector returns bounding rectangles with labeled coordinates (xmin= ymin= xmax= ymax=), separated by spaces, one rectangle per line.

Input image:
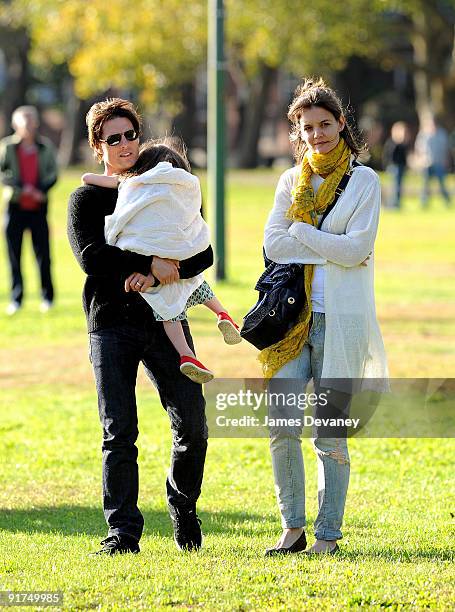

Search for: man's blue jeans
xmin=388 ymin=164 xmax=406 ymax=209
xmin=268 ymin=312 xmax=350 ymax=541
xmin=89 ymin=318 xmax=208 ymax=542
xmin=422 ymin=164 xmax=451 ymax=206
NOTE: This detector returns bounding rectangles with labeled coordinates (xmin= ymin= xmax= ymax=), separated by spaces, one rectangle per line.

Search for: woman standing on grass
xmin=262 ymin=78 xmax=388 ymax=556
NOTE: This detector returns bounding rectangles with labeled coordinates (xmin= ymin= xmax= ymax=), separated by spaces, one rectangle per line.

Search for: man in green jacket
xmin=0 ymin=105 xmax=58 ymax=315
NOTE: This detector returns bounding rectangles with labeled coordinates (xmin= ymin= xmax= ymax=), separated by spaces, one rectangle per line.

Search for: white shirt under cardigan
xmin=264 ymin=163 xmax=389 ymax=390
xmin=104 ymin=162 xmax=210 ymax=320
xmin=309 ymin=175 xmax=325 ymax=313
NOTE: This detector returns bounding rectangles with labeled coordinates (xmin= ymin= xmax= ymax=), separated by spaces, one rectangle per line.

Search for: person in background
xmin=382 ymin=121 xmax=410 ymax=209
xmin=0 ymin=105 xmax=58 ymax=315
xmin=415 ymin=117 xmax=452 ymax=208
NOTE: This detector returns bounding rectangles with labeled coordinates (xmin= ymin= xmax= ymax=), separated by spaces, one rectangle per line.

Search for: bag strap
xmin=317 ymin=160 xmax=361 ymax=229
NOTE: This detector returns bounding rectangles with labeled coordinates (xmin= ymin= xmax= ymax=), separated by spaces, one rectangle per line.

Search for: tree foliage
xmin=4 ymin=0 xmax=452 ymax=117
xmin=1 ymin=0 xmax=391 ymax=106
xmin=226 ymin=0 xmax=384 ymax=78
xmin=2 ymin=0 xmax=454 ymax=162
xmin=1 ymin=0 xmax=207 ymax=108
xmin=367 ymin=0 xmax=455 ymax=123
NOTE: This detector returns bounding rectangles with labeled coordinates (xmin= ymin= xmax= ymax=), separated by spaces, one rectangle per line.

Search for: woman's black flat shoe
xmin=264 ymin=531 xmax=307 ymax=557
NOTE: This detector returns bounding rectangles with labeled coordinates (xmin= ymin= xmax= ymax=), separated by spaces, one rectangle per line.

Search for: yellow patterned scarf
xmin=259 ymin=137 xmax=351 ymax=379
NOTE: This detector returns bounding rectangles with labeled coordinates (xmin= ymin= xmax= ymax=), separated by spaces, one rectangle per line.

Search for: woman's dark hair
xmin=288 ymin=77 xmax=365 ymax=162
xmin=122 ymin=137 xmax=191 ymax=177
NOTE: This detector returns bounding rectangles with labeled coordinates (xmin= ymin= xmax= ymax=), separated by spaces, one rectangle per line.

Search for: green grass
xmin=0 ymin=169 xmax=454 ymax=610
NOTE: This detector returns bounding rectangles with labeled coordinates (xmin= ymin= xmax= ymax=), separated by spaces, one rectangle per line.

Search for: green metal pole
xmin=208 ymin=0 xmax=226 ymax=280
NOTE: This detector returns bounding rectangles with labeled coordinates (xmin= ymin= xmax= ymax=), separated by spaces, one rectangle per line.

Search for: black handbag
xmin=240 ymin=165 xmax=358 ymax=350
xmin=240 ymin=257 xmax=307 ymax=350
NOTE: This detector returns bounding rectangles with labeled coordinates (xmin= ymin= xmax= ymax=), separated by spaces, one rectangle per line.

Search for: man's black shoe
xmin=90 ymin=534 xmax=140 ymax=556
xmin=169 ymin=506 xmax=203 ymax=551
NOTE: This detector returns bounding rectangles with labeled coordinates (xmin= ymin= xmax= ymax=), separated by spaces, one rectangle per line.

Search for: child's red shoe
xmin=217 ymin=312 xmax=242 ymax=345
xmin=180 ymin=356 xmax=214 ymax=384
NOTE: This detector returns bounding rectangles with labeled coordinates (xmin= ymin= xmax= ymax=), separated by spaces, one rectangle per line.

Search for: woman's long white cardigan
xmin=264 ymin=164 xmax=389 ymax=391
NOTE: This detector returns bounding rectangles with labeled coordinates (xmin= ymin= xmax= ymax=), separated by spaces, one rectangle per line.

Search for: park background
xmin=1 ymin=1 xmax=454 ymax=610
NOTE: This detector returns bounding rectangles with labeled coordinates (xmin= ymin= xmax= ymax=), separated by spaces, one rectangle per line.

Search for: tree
xmin=226 ymin=0 xmax=384 ymax=166
xmin=368 ymin=0 xmax=455 ymax=126
xmin=0 ymin=1 xmax=32 ymax=135
xmin=3 ymin=0 xmax=453 ymax=166
xmin=1 ymin=0 xmax=207 ymax=159
xmin=404 ymin=0 xmax=454 ymax=126
xmin=17 ymin=0 xmax=206 ymax=108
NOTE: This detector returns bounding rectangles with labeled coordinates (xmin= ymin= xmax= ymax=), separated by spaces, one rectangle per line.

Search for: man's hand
xmin=23 ymin=185 xmax=45 ymax=202
xmin=125 ymin=272 xmax=156 ymax=293
xmin=151 ymin=256 xmax=180 ymax=285
xmin=31 ymin=187 xmax=46 ymax=203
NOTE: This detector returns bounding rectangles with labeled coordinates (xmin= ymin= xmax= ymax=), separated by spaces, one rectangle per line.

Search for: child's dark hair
xmin=122 ymin=137 xmax=191 ymax=177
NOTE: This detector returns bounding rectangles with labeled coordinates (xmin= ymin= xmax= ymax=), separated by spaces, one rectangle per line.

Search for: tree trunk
xmin=443 ymin=25 xmax=455 ymax=129
xmin=0 ymin=26 xmax=30 ymax=136
xmin=171 ymin=81 xmax=196 ymax=149
xmin=58 ymin=78 xmax=90 ymax=167
xmin=237 ymin=63 xmax=277 ymax=168
xmin=411 ymin=1 xmax=455 ymax=127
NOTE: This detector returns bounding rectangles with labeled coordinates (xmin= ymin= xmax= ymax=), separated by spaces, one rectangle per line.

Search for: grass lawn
xmin=0 ymin=168 xmax=454 ymax=610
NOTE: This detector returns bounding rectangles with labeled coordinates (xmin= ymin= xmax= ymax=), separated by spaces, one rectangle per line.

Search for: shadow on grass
xmin=0 ymin=506 xmax=267 ymax=538
xmin=1 ymin=508 xmax=453 ymax=561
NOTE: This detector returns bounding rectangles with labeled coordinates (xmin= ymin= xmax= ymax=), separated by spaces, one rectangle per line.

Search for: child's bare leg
xmin=203 ymin=297 xmax=242 ymax=345
xmin=163 ymin=320 xmax=214 ymax=384
xmin=203 ymin=296 xmax=226 ymax=316
xmin=163 ymin=320 xmax=195 ymax=358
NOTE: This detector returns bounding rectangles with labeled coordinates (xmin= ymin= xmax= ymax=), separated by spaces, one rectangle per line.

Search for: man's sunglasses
xmin=100 ymin=129 xmax=139 ymax=146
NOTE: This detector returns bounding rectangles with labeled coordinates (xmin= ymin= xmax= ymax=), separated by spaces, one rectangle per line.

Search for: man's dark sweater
xmin=67 ymin=185 xmax=213 ymax=333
